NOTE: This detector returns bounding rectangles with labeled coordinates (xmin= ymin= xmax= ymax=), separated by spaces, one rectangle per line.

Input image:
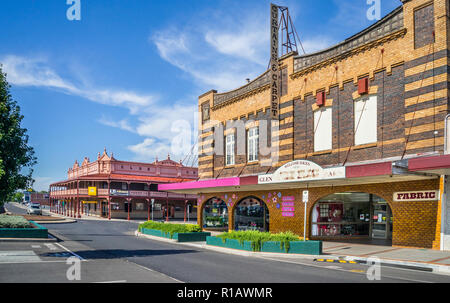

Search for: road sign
xmin=303 ymin=190 xmax=309 ymax=203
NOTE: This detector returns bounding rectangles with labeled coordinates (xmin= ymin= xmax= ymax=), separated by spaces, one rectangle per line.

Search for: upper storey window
xmin=247 ymin=127 xmax=259 ymax=163
xmin=414 ymin=3 xmax=435 ymax=49
xmin=314 ymin=107 xmax=332 ymax=152
xmin=201 ymin=102 xmax=210 ymax=123
xmin=225 ymin=133 xmax=235 ymax=166
xmin=354 ymin=95 xmax=377 ymax=146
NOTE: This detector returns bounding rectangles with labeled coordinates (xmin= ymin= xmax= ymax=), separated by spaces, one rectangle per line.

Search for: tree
xmin=12 ymin=192 xmax=24 ymax=203
xmin=0 ymin=66 xmax=37 ymax=204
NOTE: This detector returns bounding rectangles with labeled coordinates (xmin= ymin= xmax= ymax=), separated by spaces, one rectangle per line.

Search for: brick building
xmin=49 ymin=149 xmax=198 ymax=221
xmin=160 ymin=0 xmax=450 ymax=250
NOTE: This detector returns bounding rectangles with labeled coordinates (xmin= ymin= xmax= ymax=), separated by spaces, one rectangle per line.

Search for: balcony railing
xmin=50 ymin=189 xmax=197 ymax=200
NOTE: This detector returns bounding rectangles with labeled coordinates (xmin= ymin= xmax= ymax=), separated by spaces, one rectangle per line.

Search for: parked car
xmin=27 ymin=203 xmax=42 ymax=215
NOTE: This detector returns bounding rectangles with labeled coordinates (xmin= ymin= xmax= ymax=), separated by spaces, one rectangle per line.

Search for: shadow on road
xmin=74 ymin=249 xmax=199 ymax=259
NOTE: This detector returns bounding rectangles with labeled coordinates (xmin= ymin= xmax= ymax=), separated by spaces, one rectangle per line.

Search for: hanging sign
xmin=258 ymin=160 xmax=345 ymax=184
xmin=393 ymin=191 xmax=439 ymax=202
xmin=270 ymin=3 xmax=279 ymax=120
xmin=88 ymin=187 xmax=97 ymax=196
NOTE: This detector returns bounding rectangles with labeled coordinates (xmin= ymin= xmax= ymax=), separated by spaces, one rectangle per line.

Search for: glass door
xmin=371 ymin=201 xmax=391 ymax=239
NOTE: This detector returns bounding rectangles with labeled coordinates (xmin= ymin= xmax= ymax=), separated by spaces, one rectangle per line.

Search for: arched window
xmin=311 ymin=192 xmax=392 ymax=239
xmin=234 ymin=197 xmax=269 ymax=232
xmin=202 ymin=198 xmax=228 ymax=230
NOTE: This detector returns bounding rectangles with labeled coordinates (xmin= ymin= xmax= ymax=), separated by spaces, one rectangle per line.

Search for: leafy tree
xmin=12 ymin=192 xmax=24 ymax=202
xmin=0 ymin=66 xmax=37 ymax=205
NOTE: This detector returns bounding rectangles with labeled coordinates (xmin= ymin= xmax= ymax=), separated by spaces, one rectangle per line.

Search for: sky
xmin=0 ymin=0 xmax=402 ymax=191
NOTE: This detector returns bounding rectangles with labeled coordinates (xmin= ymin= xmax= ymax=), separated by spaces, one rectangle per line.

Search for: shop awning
xmin=158 ymin=159 xmax=437 ymax=195
xmin=409 ymin=154 xmax=450 ymax=175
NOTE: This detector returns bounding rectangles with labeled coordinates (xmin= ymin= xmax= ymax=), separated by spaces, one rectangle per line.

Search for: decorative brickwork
xmin=197 ymin=179 xmax=440 ymax=248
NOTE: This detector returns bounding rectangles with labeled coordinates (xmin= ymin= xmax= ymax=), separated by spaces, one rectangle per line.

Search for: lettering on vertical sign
xmin=270 ymin=4 xmax=279 ymax=120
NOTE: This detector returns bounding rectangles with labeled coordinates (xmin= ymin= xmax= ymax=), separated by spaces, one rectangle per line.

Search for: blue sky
xmin=0 ymin=0 xmax=402 ymax=191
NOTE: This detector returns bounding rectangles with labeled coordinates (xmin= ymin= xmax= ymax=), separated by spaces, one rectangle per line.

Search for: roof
xmin=51 ymin=173 xmax=196 ymax=186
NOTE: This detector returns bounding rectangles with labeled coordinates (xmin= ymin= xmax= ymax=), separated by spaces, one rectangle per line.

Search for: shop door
xmin=101 ymin=202 xmax=108 ymax=217
xmin=371 ymin=202 xmax=392 ymax=239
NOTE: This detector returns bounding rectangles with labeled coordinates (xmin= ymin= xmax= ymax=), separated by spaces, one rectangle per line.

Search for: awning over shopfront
xmin=409 ymin=154 xmax=450 ymax=175
xmin=159 ymin=159 xmax=437 ymax=195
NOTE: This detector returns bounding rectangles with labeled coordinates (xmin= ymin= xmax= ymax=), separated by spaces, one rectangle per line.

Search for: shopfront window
xmin=234 ymin=197 xmax=269 ymax=232
xmin=312 ymin=192 xmax=390 ymax=238
xmin=202 ymin=198 xmax=228 ymax=229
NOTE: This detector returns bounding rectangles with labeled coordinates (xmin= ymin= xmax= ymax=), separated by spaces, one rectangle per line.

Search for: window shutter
xmin=316 ymin=91 xmax=325 ymax=107
xmin=358 ymin=78 xmax=369 ymax=95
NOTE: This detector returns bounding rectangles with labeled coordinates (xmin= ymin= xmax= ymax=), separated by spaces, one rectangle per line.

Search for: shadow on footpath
xmin=73 ymin=249 xmax=199 ymax=260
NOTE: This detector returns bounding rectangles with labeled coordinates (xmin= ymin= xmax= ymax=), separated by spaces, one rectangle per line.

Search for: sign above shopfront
xmin=110 ymin=189 xmax=129 ymax=196
xmin=258 ymin=160 xmax=346 ymax=184
xmin=393 ymin=190 xmax=439 ymax=202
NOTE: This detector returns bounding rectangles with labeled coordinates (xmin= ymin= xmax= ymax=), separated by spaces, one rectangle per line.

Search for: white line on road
xmin=94 ymin=280 xmax=127 ymax=283
xmin=54 ymin=243 xmax=86 ymax=261
xmin=127 ymin=261 xmax=184 ymax=283
xmin=44 ymin=243 xmax=57 ymax=251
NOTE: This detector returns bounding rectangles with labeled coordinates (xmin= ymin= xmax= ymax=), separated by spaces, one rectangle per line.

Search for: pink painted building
xmin=49 ymin=149 xmax=198 ymax=221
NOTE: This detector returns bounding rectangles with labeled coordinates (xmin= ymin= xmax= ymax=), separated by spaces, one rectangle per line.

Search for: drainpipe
xmin=444 ymin=114 xmax=450 ymax=155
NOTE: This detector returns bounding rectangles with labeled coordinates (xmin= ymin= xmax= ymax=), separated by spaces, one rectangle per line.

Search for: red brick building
xmin=160 ymin=0 xmax=450 ymax=250
xmin=49 ymin=149 xmax=198 ymax=221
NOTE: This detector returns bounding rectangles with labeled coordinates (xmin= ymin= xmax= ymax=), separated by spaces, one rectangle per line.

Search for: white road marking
xmin=31 ymin=245 xmax=41 ymax=249
xmin=44 ymin=243 xmax=57 ymax=251
xmin=54 ymin=243 xmax=86 ymax=261
xmin=127 ymin=261 xmax=184 ymax=283
xmin=94 ymin=280 xmax=127 ymax=283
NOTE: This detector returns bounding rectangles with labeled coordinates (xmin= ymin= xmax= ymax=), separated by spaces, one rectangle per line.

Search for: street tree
xmin=0 ymin=66 xmax=37 ymax=205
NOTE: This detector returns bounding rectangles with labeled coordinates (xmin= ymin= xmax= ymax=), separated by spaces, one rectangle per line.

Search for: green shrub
xmin=0 ymin=214 xmax=32 ymax=229
xmin=138 ymin=221 xmax=202 ymax=238
xmin=217 ymin=230 xmax=302 ymax=252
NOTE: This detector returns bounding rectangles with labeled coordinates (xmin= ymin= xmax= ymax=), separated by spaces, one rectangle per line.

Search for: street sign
xmin=302 ymin=190 xmax=309 ymax=242
xmin=302 ymin=190 xmax=309 ymax=203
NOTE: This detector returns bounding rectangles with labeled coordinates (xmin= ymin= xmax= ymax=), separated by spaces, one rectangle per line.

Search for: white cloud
xmin=151 ymin=11 xmax=271 ymax=93
xmin=32 ymin=177 xmax=55 ymax=192
xmin=1 ymin=55 xmax=157 ymax=113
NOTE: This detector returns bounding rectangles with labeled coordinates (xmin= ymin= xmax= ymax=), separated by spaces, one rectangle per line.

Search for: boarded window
xmin=280 ymin=67 xmax=288 ymax=96
xmin=314 ymin=107 xmax=332 ymax=152
xmin=414 ymin=3 xmax=435 ymax=49
xmin=354 ymin=95 xmax=377 ymax=146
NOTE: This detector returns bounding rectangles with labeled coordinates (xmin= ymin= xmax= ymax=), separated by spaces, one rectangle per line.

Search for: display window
xmin=234 ymin=197 xmax=269 ymax=232
xmin=311 ymin=192 xmax=390 ymax=238
xmin=202 ymin=198 xmax=228 ymax=229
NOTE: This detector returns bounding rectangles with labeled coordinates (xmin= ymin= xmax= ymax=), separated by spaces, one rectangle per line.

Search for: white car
xmin=27 ymin=203 xmax=42 ymax=215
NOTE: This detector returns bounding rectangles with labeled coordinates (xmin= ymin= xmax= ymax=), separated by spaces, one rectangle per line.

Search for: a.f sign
xmin=366 ymin=0 xmax=381 ymax=21
xmin=67 ymin=0 xmax=81 ymax=21
xmin=66 ymin=256 xmax=81 ymax=281
xmin=366 ymin=257 xmax=381 ymax=281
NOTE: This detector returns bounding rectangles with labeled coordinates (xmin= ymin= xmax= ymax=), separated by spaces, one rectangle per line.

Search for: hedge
xmin=0 ymin=214 xmax=32 ymax=229
xmin=216 ymin=230 xmax=304 ymax=252
xmin=138 ymin=221 xmax=202 ymax=238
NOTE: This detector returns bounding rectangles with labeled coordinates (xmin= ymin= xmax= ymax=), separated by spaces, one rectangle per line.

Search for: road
xmin=2 ymin=202 xmax=450 ymax=284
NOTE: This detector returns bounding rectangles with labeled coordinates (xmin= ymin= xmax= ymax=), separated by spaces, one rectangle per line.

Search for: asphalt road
xmin=2 ymin=202 xmax=450 ymax=284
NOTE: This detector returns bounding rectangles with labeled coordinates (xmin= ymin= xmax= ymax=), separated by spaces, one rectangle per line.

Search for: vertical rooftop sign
xmin=270 ymin=3 xmax=279 ymax=120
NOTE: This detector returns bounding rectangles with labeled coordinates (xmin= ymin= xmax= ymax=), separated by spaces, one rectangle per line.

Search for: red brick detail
xmin=358 ymin=77 xmax=369 ymax=95
xmin=316 ymin=91 xmax=325 ymax=107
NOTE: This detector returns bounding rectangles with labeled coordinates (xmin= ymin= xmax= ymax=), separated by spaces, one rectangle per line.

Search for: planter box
xmin=206 ymin=236 xmax=253 ymax=251
xmin=262 ymin=240 xmax=322 ymax=255
xmin=0 ymin=221 xmax=48 ymax=239
xmin=141 ymin=228 xmax=211 ymax=242
xmin=207 ymin=236 xmax=322 ymax=255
